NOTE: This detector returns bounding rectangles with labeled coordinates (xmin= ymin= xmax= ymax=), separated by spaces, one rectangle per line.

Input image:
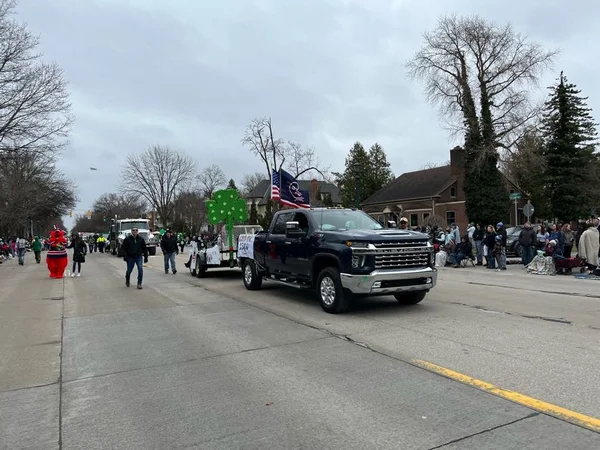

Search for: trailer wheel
xmin=242 ymin=260 xmax=262 ymax=290
xmin=196 ymin=264 xmax=207 ymax=278
xmin=148 ymin=247 xmax=156 ymax=256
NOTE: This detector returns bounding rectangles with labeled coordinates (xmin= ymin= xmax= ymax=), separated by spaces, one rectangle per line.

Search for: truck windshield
xmin=315 ymin=210 xmax=383 ymax=231
xmin=120 ymin=221 xmax=148 ymax=230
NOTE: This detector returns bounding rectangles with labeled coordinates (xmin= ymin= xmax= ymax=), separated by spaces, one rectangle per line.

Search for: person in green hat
xmin=31 ymin=236 xmax=43 ymax=264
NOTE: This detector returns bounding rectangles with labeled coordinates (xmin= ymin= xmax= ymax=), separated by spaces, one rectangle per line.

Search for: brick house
xmin=361 ymin=147 xmax=529 ymax=231
xmin=246 ymin=178 xmax=342 ymax=215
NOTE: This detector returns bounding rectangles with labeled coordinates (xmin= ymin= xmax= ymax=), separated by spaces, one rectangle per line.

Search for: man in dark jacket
xmin=518 ymin=221 xmax=537 ymax=266
xmin=122 ymin=227 xmax=148 ymax=289
xmin=472 ymin=224 xmax=485 ymax=265
xmin=160 ymin=229 xmax=178 ymax=275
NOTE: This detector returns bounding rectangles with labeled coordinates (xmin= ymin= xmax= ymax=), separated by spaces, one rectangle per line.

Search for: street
xmin=1 ymin=252 xmax=599 ymax=449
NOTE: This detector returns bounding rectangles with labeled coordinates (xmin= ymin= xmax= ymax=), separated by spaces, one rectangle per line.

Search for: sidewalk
xmin=0 ymin=256 xmax=62 ymax=449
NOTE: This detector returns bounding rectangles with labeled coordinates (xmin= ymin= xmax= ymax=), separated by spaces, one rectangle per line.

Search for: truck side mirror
xmin=286 ymin=221 xmax=306 ymax=238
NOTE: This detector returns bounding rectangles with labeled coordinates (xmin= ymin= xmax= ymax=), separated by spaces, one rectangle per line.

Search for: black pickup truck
xmin=237 ymin=208 xmax=437 ymax=314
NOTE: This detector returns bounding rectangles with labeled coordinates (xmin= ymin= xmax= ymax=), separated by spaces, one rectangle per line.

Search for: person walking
xmin=161 ymin=229 xmax=178 ymax=274
xmin=518 ymin=222 xmax=537 ymax=266
xmin=16 ymin=236 xmax=27 ymax=265
xmin=31 ymin=236 xmax=43 ymax=264
xmin=97 ymin=235 xmax=106 ymax=253
xmin=122 ymin=227 xmax=148 ymax=289
xmin=67 ymin=232 xmax=87 ymax=277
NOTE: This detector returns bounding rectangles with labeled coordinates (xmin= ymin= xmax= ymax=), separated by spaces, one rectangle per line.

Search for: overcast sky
xmin=16 ymin=0 xmax=600 ymax=228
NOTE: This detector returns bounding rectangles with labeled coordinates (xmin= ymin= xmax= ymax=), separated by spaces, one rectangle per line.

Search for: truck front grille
xmin=372 ymin=241 xmax=431 ymax=269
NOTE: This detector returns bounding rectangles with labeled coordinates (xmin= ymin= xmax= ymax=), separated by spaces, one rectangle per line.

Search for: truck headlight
xmin=352 ymin=254 xmax=366 ymax=268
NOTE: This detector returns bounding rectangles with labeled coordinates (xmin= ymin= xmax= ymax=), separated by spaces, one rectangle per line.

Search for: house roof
xmin=363 ymin=165 xmax=454 ymax=205
xmin=247 ymin=179 xmax=342 ymax=205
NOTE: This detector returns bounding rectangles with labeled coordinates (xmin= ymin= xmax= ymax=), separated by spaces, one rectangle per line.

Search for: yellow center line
xmin=412 ymin=359 xmax=600 ymax=433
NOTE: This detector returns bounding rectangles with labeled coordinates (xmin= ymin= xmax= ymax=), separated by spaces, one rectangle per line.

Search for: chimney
xmin=450 ymin=146 xmax=465 ymax=178
xmin=310 ymin=179 xmax=319 ymax=204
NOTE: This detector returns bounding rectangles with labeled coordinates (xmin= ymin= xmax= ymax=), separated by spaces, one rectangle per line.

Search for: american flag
xmin=271 ymin=169 xmax=280 ymax=201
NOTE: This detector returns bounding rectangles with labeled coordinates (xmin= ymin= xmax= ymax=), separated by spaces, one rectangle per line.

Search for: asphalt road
xmin=1 ymin=250 xmax=599 ymax=449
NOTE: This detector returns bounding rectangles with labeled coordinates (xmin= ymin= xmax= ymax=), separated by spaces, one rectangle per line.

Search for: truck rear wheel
xmin=242 ymin=260 xmax=262 ymax=290
xmin=394 ymin=291 xmax=427 ymax=305
xmin=316 ymin=267 xmax=349 ymax=314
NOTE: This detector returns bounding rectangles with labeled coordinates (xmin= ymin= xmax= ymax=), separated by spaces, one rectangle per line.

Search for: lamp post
xmin=352 ymin=163 xmax=361 ymax=209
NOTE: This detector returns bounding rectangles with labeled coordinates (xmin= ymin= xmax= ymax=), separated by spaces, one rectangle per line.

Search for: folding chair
xmin=461 ymin=254 xmax=476 ymax=267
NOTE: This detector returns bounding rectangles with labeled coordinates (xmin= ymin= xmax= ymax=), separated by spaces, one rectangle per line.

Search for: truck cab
xmin=111 ymin=219 xmax=157 ymax=256
xmin=237 ymin=208 xmax=437 ymax=313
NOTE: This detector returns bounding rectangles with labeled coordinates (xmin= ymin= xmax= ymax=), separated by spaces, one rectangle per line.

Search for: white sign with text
xmin=237 ymin=234 xmax=255 ymax=259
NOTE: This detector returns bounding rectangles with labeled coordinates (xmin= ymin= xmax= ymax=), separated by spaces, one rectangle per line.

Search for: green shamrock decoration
xmin=206 ymin=189 xmax=248 ymax=265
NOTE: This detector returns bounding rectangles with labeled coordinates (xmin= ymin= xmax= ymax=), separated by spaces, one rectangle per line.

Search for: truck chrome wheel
xmin=244 ymin=263 xmax=253 ymax=285
xmin=320 ymin=276 xmax=336 ymax=306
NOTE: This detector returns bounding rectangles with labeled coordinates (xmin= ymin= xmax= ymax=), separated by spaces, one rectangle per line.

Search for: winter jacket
xmin=472 ymin=228 xmax=485 ymax=241
xmin=122 ymin=234 xmax=148 ymax=259
xmin=497 ymin=228 xmax=507 ymax=247
xmin=518 ymin=227 xmax=537 ymax=247
xmin=484 ymin=232 xmax=497 ymax=249
xmin=160 ymin=235 xmax=178 ymax=254
xmin=68 ymin=238 xmax=87 ymax=263
xmin=31 ymin=238 xmax=42 ymax=252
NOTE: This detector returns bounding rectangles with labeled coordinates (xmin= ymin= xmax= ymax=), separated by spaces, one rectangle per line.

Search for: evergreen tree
xmin=227 ymin=179 xmax=238 ymax=190
xmin=321 ymin=191 xmax=334 ymax=207
xmin=249 ymin=199 xmax=259 ymax=224
xmin=542 ymin=72 xmax=598 ymax=221
xmin=367 ymin=143 xmax=394 ymax=196
xmin=334 ymin=142 xmax=371 ymax=207
xmin=259 ymin=199 xmax=274 ymax=229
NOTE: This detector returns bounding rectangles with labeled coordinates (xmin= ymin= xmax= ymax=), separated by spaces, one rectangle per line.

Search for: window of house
xmin=410 ymin=214 xmax=418 ymax=227
xmin=450 ymin=186 xmax=457 ymax=198
xmin=446 ymin=211 xmax=456 ymax=225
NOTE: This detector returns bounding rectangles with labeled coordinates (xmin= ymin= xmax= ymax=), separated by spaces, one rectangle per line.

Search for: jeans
xmin=126 ymin=256 xmax=144 ymax=285
xmin=486 ymin=246 xmax=495 ymax=268
xmin=521 ymin=245 xmax=534 ymax=266
xmin=164 ymin=252 xmax=176 ymax=272
xmin=475 ymin=241 xmax=483 ymax=264
xmin=17 ymin=248 xmax=25 ymax=264
xmin=72 ymin=261 xmax=81 ymax=273
xmin=499 ymin=247 xmax=507 ymax=269
xmin=451 ymin=252 xmax=466 ymax=266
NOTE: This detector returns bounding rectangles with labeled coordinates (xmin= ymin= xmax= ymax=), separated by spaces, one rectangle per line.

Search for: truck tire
xmin=148 ymin=247 xmax=156 ymax=256
xmin=394 ymin=291 xmax=427 ymax=305
xmin=316 ymin=267 xmax=349 ymax=314
xmin=242 ymin=260 xmax=262 ymax=290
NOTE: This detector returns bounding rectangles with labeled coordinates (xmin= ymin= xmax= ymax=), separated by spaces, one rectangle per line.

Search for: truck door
xmin=267 ymin=212 xmax=294 ymax=274
xmin=285 ymin=211 xmax=312 ymax=280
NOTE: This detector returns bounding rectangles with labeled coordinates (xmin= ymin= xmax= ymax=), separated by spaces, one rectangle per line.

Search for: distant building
xmin=246 ymin=178 xmax=342 ymax=215
xmin=361 ymin=147 xmax=528 ymax=231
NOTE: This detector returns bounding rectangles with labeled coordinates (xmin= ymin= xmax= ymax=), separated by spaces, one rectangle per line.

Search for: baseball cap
xmin=399 ymin=217 xmax=408 ymax=223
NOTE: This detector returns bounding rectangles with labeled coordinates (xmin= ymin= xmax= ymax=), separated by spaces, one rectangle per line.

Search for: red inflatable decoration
xmin=46 ymin=229 xmax=68 ymax=278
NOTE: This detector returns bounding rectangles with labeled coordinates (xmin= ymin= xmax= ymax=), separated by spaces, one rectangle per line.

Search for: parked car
xmin=506 ymin=225 xmax=542 ymax=257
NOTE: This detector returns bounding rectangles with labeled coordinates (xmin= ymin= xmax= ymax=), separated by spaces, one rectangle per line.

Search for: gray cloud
xmin=15 ymin=0 xmax=600 ymax=226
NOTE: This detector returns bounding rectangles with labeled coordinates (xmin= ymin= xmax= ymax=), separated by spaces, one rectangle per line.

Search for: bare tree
xmin=421 ymin=160 xmax=450 ymax=170
xmin=121 ymin=145 xmax=196 ymax=227
xmin=93 ymin=193 xmax=147 ymax=219
xmin=172 ymin=190 xmax=207 ymax=235
xmin=407 ymin=15 xmax=557 ymax=156
xmin=285 ymin=141 xmax=329 ymax=179
xmin=197 ymin=164 xmax=227 ymax=198
xmin=242 ymin=117 xmax=286 ymax=179
xmin=0 ymin=0 xmax=73 ymax=155
xmin=0 ymin=149 xmax=76 ymax=236
xmin=240 ymin=172 xmax=264 ymax=197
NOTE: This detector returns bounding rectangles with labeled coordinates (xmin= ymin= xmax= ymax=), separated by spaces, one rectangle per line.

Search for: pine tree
xmin=367 ymin=143 xmax=394 ymax=197
xmin=334 ymin=142 xmax=371 ymax=207
xmin=227 ymin=179 xmax=238 ymax=190
xmin=249 ymin=199 xmax=259 ymax=224
xmin=542 ymin=72 xmax=598 ymax=221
